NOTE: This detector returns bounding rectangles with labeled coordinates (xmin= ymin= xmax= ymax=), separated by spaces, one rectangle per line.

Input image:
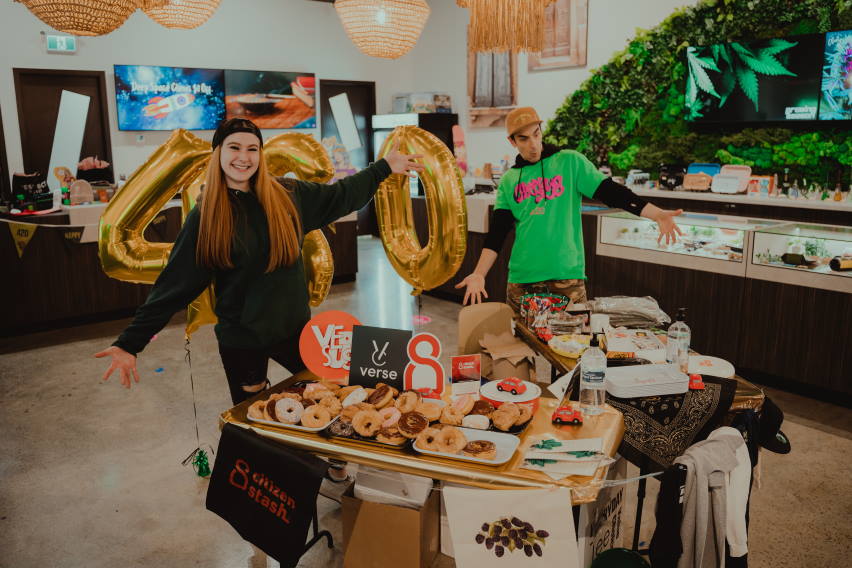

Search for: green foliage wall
xmin=546 ymin=0 xmax=852 ymax=185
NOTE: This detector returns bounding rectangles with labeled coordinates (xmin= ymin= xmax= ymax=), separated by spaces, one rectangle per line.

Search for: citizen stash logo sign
xmin=347 ymin=325 xmax=412 ymax=388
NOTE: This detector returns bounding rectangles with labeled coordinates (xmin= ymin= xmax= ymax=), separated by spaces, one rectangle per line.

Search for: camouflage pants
xmin=506 ymin=279 xmax=588 ymax=314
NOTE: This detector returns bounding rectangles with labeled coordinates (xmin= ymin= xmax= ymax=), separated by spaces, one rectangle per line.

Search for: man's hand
xmin=654 ymin=208 xmax=684 ymax=245
xmin=384 ymin=140 xmax=425 ymax=176
xmin=455 ymin=273 xmax=488 ymax=305
xmin=95 ymin=346 xmax=140 ymax=389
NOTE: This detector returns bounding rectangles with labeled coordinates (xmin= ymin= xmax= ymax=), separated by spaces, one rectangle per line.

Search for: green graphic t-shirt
xmin=494 ymin=149 xmax=606 ymax=283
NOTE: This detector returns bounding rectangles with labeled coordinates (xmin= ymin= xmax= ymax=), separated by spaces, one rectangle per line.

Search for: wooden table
xmin=219 ymin=370 xmax=626 ymax=505
xmin=514 ymin=320 xmax=765 ymax=413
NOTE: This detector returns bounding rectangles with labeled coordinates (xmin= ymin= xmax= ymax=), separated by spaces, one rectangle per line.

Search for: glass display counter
xmin=596 ymin=211 xmax=778 ymax=276
xmin=748 ymin=222 xmax=852 ymax=294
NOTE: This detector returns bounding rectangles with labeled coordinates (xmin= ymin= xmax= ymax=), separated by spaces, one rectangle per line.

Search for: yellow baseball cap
xmin=506 ymin=107 xmax=542 ymax=136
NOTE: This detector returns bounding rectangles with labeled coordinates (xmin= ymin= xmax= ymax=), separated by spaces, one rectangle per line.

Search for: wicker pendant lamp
xmin=335 ymin=0 xmax=430 ymax=60
xmin=14 ymin=0 xmax=143 ymax=36
xmin=141 ymin=0 xmax=220 ymax=30
xmin=457 ymin=0 xmax=557 ymax=53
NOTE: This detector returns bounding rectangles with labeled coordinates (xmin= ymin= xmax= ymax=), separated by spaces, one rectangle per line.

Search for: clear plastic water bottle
xmin=666 ymin=308 xmax=691 ymax=373
xmin=579 ymin=334 xmax=607 ymax=415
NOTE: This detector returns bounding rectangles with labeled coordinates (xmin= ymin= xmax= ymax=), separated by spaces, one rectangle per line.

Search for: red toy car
xmin=552 ymin=405 xmax=583 ymax=425
xmin=496 ymin=377 xmax=527 ymax=395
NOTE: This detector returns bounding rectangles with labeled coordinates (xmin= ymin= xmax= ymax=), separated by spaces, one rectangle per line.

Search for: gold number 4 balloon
xmin=374 ymin=125 xmax=468 ymax=294
xmin=98 ymin=129 xmax=336 ymax=339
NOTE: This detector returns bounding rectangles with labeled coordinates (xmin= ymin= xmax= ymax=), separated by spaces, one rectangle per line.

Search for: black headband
xmin=212 ymin=118 xmax=263 ymax=150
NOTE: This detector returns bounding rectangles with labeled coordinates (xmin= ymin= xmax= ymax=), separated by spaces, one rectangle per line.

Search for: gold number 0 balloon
xmin=374 ymin=125 xmax=468 ymax=294
xmin=98 ymin=129 xmax=336 ymax=339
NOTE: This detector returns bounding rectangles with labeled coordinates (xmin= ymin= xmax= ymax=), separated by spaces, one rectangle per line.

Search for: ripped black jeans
xmin=218 ymin=335 xmax=306 ymax=406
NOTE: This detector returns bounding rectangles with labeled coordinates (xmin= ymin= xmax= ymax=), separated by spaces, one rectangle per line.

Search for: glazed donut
xmin=327 ymin=418 xmax=355 ymax=437
xmin=303 ymin=382 xmax=330 ymax=399
xmin=469 ymin=400 xmax=495 ymax=417
xmin=461 ymin=440 xmax=497 ymax=460
xmin=341 ymin=387 xmax=368 ymax=408
xmin=319 ymin=395 xmax=342 ymax=417
xmin=379 ymin=406 xmax=401 ymax=428
xmin=435 ymin=426 xmax=468 ymax=453
xmin=492 ymin=403 xmax=521 ymax=432
xmin=340 ymin=404 xmax=361 ymax=421
xmin=274 ymin=398 xmax=305 ymax=424
xmin=461 ymin=414 xmax=490 ymax=430
xmin=395 ymin=390 xmax=422 ymax=413
xmin=439 ymin=406 xmax=464 ymax=426
xmin=397 ymin=411 xmax=429 ymax=439
xmin=416 ymin=402 xmax=443 ymax=422
xmin=300 ymin=405 xmax=332 ymax=428
xmin=452 ymin=394 xmax=476 ymax=415
xmin=247 ymin=400 xmax=266 ymax=421
xmin=415 ymin=427 xmax=442 ymax=451
xmin=514 ymin=404 xmax=534 ymax=426
xmin=318 ymin=380 xmax=341 ymax=392
xmin=279 ymin=392 xmax=303 ymax=401
xmin=310 ymin=389 xmax=335 ymax=402
xmin=366 ymin=385 xmax=394 ymax=409
xmin=352 ymin=410 xmax=383 ymax=437
xmin=376 ymin=426 xmax=407 ymax=446
xmin=336 ymin=385 xmax=361 ymax=400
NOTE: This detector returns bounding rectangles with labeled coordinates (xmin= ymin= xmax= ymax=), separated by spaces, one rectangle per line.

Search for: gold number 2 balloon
xmin=98 ymin=129 xmax=336 ymax=339
xmin=374 ymin=125 xmax=468 ymax=294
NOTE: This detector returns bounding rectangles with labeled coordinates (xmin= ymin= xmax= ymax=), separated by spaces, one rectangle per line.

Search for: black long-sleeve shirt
xmin=113 ymin=159 xmax=392 ymax=355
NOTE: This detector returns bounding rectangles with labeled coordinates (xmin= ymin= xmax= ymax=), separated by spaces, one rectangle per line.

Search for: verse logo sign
xmin=348 ymin=325 xmax=412 ymax=389
xmin=298 ymin=310 xmax=361 ymax=382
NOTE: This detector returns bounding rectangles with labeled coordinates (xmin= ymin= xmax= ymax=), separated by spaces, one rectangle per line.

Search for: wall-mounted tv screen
xmin=114 ymin=65 xmax=225 ymax=131
xmin=685 ymin=33 xmax=824 ymax=123
xmin=818 ymin=29 xmax=852 ymax=120
xmin=224 ymin=69 xmax=316 ymax=129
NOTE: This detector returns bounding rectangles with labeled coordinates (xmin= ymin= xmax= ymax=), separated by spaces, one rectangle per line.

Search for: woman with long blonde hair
xmin=95 ymin=118 xmax=423 ymax=405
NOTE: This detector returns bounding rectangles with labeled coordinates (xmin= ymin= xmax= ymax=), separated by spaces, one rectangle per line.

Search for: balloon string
xmin=184 ymin=338 xmax=201 ymax=449
xmin=181 ymin=338 xmax=212 ymax=476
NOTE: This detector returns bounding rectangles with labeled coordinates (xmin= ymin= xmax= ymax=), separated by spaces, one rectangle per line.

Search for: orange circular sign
xmin=299 ymin=310 xmax=361 ymax=383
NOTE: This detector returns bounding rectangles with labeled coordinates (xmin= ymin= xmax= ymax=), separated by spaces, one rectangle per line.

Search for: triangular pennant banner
xmin=9 ymin=222 xmax=37 ymax=258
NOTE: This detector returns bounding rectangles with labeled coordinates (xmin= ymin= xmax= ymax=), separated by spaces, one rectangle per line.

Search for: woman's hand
xmin=455 ymin=273 xmax=488 ymax=305
xmin=384 ymin=140 xmax=426 ymax=176
xmin=94 ymin=346 xmax=140 ymax=389
xmin=654 ymin=208 xmax=684 ymax=245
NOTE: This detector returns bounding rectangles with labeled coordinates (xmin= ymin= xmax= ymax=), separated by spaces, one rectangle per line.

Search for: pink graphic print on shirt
xmin=513 ymin=175 xmax=565 ymax=204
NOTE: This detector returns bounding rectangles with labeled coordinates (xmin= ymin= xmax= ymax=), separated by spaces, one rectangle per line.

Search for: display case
xmin=597 ymin=211 xmax=779 ymax=276
xmin=748 ymin=222 xmax=852 ymax=294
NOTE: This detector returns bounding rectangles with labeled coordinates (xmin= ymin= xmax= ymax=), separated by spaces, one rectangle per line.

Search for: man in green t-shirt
xmin=456 ymin=107 xmax=683 ymax=308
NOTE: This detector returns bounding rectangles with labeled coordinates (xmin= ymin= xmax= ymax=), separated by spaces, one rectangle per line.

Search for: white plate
xmin=247 ymin=414 xmax=340 ymax=433
xmin=412 ymin=426 xmax=520 ymax=465
xmin=688 ymin=355 xmax=735 ymax=378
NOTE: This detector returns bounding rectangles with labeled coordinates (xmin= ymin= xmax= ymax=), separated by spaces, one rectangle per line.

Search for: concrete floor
xmin=1 ymin=236 xmax=850 ymax=567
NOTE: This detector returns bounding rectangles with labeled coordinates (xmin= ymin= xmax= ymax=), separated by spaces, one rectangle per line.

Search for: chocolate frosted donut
xmin=397 ymin=411 xmax=429 ymax=438
xmin=327 ymin=418 xmax=355 ymax=437
xmin=461 ymin=440 xmax=497 ymax=460
xmin=366 ymin=385 xmax=393 ymax=409
xmin=469 ymin=400 xmax=495 ymax=417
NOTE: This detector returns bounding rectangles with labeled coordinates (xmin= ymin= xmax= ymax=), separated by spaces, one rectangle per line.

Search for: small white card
xmin=547 ymin=365 xmax=580 ymax=400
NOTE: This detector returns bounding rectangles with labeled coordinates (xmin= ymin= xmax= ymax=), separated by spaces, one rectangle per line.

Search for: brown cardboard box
xmin=342 ymin=484 xmax=440 ymax=568
xmin=479 ymin=331 xmax=536 ymax=381
xmin=457 ymin=303 xmax=514 ymax=355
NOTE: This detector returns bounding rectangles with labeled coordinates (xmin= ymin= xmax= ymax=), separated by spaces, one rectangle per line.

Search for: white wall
xmin=0 ymin=0 xmax=697 ymax=181
xmin=0 ymin=0 xmax=415 ymax=180
xmin=406 ymin=0 xmax=699 ymax=173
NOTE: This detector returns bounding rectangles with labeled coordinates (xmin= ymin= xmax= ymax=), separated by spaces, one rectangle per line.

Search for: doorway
xmin=13 ymin=68 xmax=113 ymax=182
xmin=319 ymin=79 xmax=377 ymax=236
